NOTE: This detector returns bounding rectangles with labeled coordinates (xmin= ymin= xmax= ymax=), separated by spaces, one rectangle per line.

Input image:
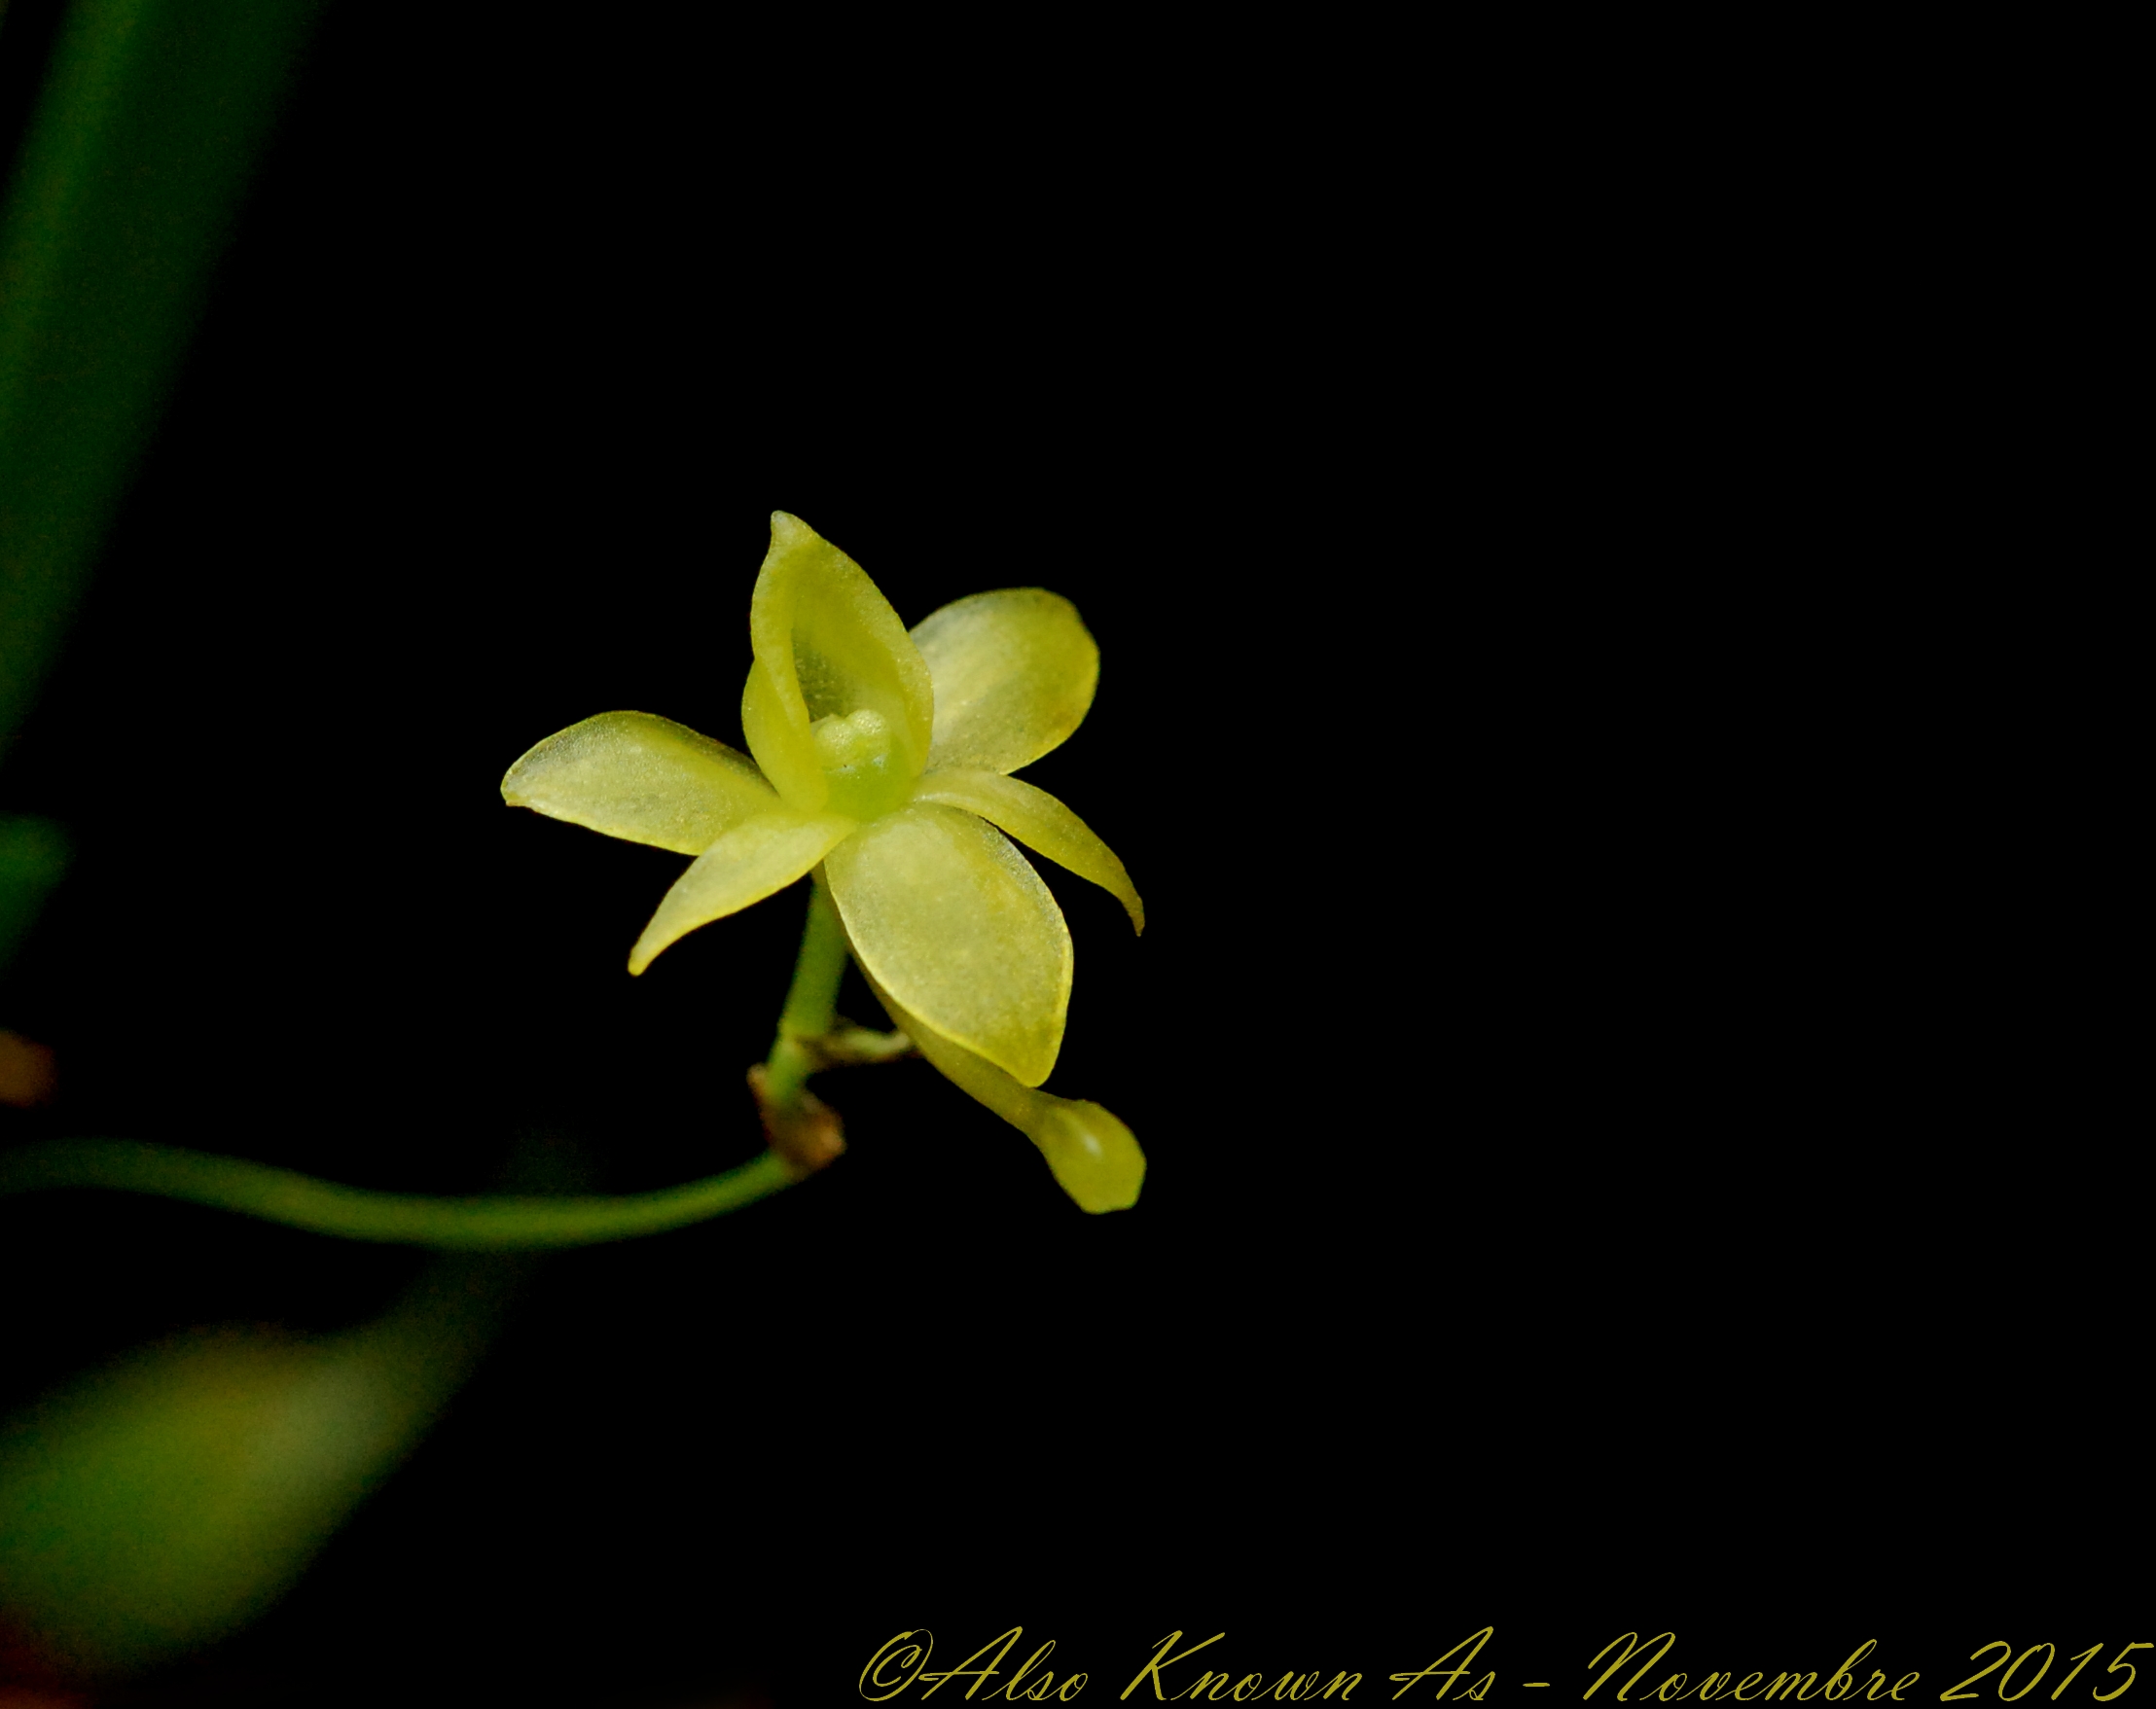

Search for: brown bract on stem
xmin=747 ymin=1023 xmax=914 ymax=1177
xmin=746 ymin=1063 xmax=845 ymax=1178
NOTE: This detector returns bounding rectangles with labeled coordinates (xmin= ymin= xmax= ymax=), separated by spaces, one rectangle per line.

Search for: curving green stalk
xmin=0 ymin=1140 xmax=802 ymax=1249
xmin=0 ymin=883 xmax=877 ymax=1247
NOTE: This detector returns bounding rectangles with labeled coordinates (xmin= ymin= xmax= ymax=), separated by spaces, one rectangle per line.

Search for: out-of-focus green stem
xmin=0 ymin=1140 xmax=800 ymax=1248
xmin=0 ymin=1169 xmax=550 ymax=1676
xmin=0 ymin=0 xmax=324 ymax=758
xmin=0 ymin=812 xmax=68 ymax=970
xmin=760 ymin=872 xmax=850 ymax=1111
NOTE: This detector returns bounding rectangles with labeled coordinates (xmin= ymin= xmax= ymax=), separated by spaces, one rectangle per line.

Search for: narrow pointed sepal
xmin=628 ymin=810 xmax=854 ymax=974
xmin=824 ymin=802 xmax=1070 ymax=1086
xmin=502 ymin=712 xmax=778 ymax=854
xmin=911 ymin=587 xmax=1099 ymax=773
xmin=911 ymin=767 xmax=1142 ymax=932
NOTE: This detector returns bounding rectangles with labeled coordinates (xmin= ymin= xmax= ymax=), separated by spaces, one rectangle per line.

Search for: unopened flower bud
xmin=1029 ymin=1099 xmax=1144 ymax=1214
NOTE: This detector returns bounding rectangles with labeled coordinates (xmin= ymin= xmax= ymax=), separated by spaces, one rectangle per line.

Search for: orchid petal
xmin=911 ymin=768 xmax=1142 ymax=933
xmin=824 ymin=802 xmax=1069 ymax=1086
xmin=502 ymin=712 xmax=778 ymax=854
xmin=740 ymin=655 xmax=824 ymax=814
xmin=910 ymin=588 xmax=1098 ymax=774
xmin=743 ymin=513 xmax=933 ymax=813
xmin=628 ymin=809 xmax=854 ymax=975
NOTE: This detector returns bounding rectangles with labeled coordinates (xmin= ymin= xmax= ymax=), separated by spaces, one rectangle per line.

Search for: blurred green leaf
xmin=0 ymin=812 xmax=67 ymax=972
xmin=0 ymin=1254 xmax=516 ymax=1681
xmin=0 ymin=0 xmax=325 ymax=760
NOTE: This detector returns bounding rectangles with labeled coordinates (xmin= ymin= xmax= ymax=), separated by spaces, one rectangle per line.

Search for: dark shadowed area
xmin=0 ymin=4 xmax=2128 ymax=1702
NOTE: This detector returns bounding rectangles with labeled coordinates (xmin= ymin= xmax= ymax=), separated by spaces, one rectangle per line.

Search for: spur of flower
xmin=501 ymin=513 xmax=1145 ymax=1210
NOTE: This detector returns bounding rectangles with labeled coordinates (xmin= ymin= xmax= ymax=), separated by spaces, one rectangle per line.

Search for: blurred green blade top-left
xmin=0 ymin=0 xmax=326 ymax=760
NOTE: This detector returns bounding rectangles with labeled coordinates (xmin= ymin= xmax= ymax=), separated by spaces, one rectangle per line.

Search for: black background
xmin=0 ymin=3 xmax=2137 ymax=1703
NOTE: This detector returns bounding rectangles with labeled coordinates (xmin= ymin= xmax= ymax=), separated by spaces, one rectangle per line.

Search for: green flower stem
xmin=0 ymin=1139 xmax=798 ymax=1249
xmin=762 ymin=872 xmax=850 ymax=1112
xmin=0 ymin=878 xmax=868 ymax=1246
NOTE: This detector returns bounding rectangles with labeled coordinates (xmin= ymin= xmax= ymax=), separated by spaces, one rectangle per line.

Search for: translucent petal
xmin=867 ymin=971 xmax=1035 ymax=1128
xmin=502 ymin=712 xmax=778 ymax=854
xmin=743 ymin=513 xmax=934 ymax=809
xmin=911 ymin=587 xmax=1099 ymax=773
xmin=741 ymin=656 xmax=825 ymax=814
xmin=910 ymin=768 xmax=1143 ymax=934
xmin=859 ymin=968 xmax=1144 ymax=1213
xmin=628 ymin=809 xmax=854 ymax=975
xmin=824 ymin=802 xmax=1069 ymax=1086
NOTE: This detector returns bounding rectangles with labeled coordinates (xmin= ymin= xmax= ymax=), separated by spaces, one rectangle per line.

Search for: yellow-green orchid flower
xmin=501 ymin=513 xmax=1145 ymax=1211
